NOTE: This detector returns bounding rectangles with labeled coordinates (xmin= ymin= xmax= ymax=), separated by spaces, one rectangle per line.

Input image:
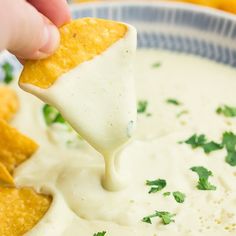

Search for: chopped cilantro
xmin=172 ymin=191 xmax=185 ymax=203
xmin=142 ymin=211 xmax=175 ymax=225
xmin=2 ymin=62 xmax=14 ymax=84
xmin=216 ymin=105 xmax=236 ymax=117
xmin=202 ymin=141 xmax=223 ymax=154
xmin=176 ymin=110 xmax=189 ymax=118
xmin=42 ymin=104 xmax=66 ymax=126
xmin=137 ymin=100 xmax=148 ymax=113
xmin=222 ymin=132 xmax=236 ymax=166
xmin=146 ymin=179 xmax=166 ymax=194
xmin=93 ymin=232 xmax=106 ymax=236
xmin=183 ymin=132 xmax=236 ymax=166
xmin=166 ymin=98 xmax=181 ymax=106
xmin=190 ymin=166 xmax=216 ymax=190
xmin=152 ymin=62 xmax=161 ymax=68
xmin=222 ymin=132 xmax=236 ymax=152
xmin=225 ymin=152 xmax=236 ymax=166
xmin=184 ymin=134 xmax=207 ymax=148
xmin=181 ymin=134 xmax=223 ymax=153
xmin=163 ymin=192 xmax=171 ymax=197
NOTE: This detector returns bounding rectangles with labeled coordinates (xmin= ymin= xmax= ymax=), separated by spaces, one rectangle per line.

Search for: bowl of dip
xmin=1 ymin=1 xmax=236 ymax=236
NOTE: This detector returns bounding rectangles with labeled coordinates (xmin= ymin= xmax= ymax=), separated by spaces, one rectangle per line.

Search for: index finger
xmin=27 ymin=0 xmax=71 ymax=27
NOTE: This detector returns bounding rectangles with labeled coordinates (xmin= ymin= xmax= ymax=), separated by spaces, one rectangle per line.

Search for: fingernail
xmin=39 ymin=24 xmax=60 ymax=54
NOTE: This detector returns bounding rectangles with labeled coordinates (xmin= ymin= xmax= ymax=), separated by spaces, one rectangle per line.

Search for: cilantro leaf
xmin=43 ymin=104 xmax=66 ymax=126
xmin=222 ymin=132 xmax=236 ymax=152
xmin=176 ymin=110 xmax=189 ymax=118
xmin=181 ymin=134 xmax=222 ymax=154
xmin=172 ymin=191 xmax=185 ymax=203
xmin=152 ymin=62 xmax=161 ymax=68
xmin=2 ymin=62 xmax=14 ymax=84
xmin=156 ymin=211 xmax=176 ymax=225
xmin=163 ymin=192 xmax=171 ymax=197
xmin=166 ymin=98 xmax=181 ymax=106
xmin=137 ymin=100 xmax=148 ymax=113
xmin=222 ymin=132 xmax=236 ymax=166
xmin=216 ymin=105 xmax=236 ymax=117
xmin=142 ymin=211 xmax=175 ymax=225
xmin=184 ymin=134 xmax=207 ymax=148
xmin=202 ymin=141 xmax=223 ymax=154
xmin=146 ymin=179 xmax=166 ymax=193
xmin=190 ymin=166 xmax=216 ymax=190
xmin=93 ymin=231 xmax=106 ymax=236
xmin=225 ymin=152 xmax=236 ymax=166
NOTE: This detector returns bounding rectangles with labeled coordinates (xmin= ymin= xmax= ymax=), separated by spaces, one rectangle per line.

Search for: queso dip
xmin=11 ymin=49 xmax=236 ymax=236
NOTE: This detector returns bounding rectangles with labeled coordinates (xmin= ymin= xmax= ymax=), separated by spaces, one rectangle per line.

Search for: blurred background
xmin=68 ymin=0 xmax=236 ymax=14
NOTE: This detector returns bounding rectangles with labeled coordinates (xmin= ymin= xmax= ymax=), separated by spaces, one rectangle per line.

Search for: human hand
xmin=0 ymin=0 xmax=71 ymax=60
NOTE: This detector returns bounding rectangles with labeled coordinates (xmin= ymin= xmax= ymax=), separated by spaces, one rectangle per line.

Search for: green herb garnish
xmin=146 ymin=179 xmax=166 ymax=193
xmin=172 ymin=191 xmax=185 ymax=203
xmin=152 ymin=62 xmax=161 ymax=68
xmin=142 ymin=211 xmax=175 ymax=225
xmin=190 ymin=166 xmax=216 ymax=190
xmin=166 ymin=98 xmax=181 ymax=106
xmin=137 ymin=100 xmax=148 ymax=113
xmin=184 ymin=134 xmax=207 ymax=148
xmin=2 ymin=62 xmax=14 ymax=84
xmin=163 ymin=192 xmax=171 ymax=197
xmin=176 ymin=110 xmax=189 ymax=118
xmin=202 ymin=141 xmax=223 ymax=154
xmin=222 ymin=132 xmax=236 ymax=152
xmin=42 ymin=104 xmax=66 ymax=126
xmin=222 ymin=132 xmax=236 ymax=166
xmin=93 ymin=231 xmax=106 ymax=236
xmin=181 ymin=134 xmax=223 ymax=153
xmin=216 ymin=105 xmax=236 ymax=117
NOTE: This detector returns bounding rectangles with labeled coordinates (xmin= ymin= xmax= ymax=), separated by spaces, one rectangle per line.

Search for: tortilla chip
xmin=0 ymin=119 xmax=38 ymax=183
xmin=0 ymin=86 xmax=19 ymax=121
xmin=0 ymin=162 xmax=14 ymax=185
xmin=0 ymin=187 xmax=51 ymax=236
xmin=172 ymin=0 xmax=221 ymax=7
xmin=20 ymin=18 xmax=127 ymax=89
xmin=220 ymin=0 xmax=236 ymax=13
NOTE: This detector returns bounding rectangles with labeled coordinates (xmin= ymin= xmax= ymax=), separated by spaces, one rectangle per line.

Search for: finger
xmin=0 ymin=0 xmax=60 ymax=60
xmin=27 ymin=0 xmax=71 ymax=27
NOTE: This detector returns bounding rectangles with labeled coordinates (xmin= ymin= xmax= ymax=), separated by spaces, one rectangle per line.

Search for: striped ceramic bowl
xmin=1 ymin=1 xmax=236 ymax=76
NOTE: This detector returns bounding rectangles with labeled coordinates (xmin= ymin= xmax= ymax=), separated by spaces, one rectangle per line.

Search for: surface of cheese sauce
xmin=20 ymin=25 xmax=137 ymax=191
xmin=12 ymin=50 xmax=236 ymax=236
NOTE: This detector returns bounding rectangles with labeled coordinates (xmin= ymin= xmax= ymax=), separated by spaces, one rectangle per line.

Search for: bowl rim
xmin=69 ymin=1 xmax=236 ymax=22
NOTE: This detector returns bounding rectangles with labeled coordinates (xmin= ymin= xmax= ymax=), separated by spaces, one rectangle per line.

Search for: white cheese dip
xmin=20 ymin=24 xmax=137 ymax=191
xmin=12 ymin=50 xmax=236 ymax=236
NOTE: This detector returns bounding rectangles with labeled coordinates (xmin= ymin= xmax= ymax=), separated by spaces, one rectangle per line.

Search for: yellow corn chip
xmin=0 ymin=86 xmax=19 ymax=121
xmin=171 ymin=0 xmax=236 ymax=13
xmin=0 ymin=187 xmax=51 ymax=236
xmin=0 ymin=119 xmax=38 ymax=182
xmin=169 ymin=0 xmax=219 ymax=7
xmin=20 ymin=18 xmax=127 ymax=88
xmin=0 ymin=162 xmax=14 ymax=185
xmin=220 ymin=0 xmax=236 ymax=13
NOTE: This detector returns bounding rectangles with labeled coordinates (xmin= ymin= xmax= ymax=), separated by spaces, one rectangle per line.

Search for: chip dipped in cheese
xmin=19 ymin=18 xmax=137 ymax=191
xmin=20 ymin=18 xmax=128 ymax=89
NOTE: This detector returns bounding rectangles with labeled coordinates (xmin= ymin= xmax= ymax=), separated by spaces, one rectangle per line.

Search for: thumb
xmin=0 ymin=0 xmax=60 ymax=60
